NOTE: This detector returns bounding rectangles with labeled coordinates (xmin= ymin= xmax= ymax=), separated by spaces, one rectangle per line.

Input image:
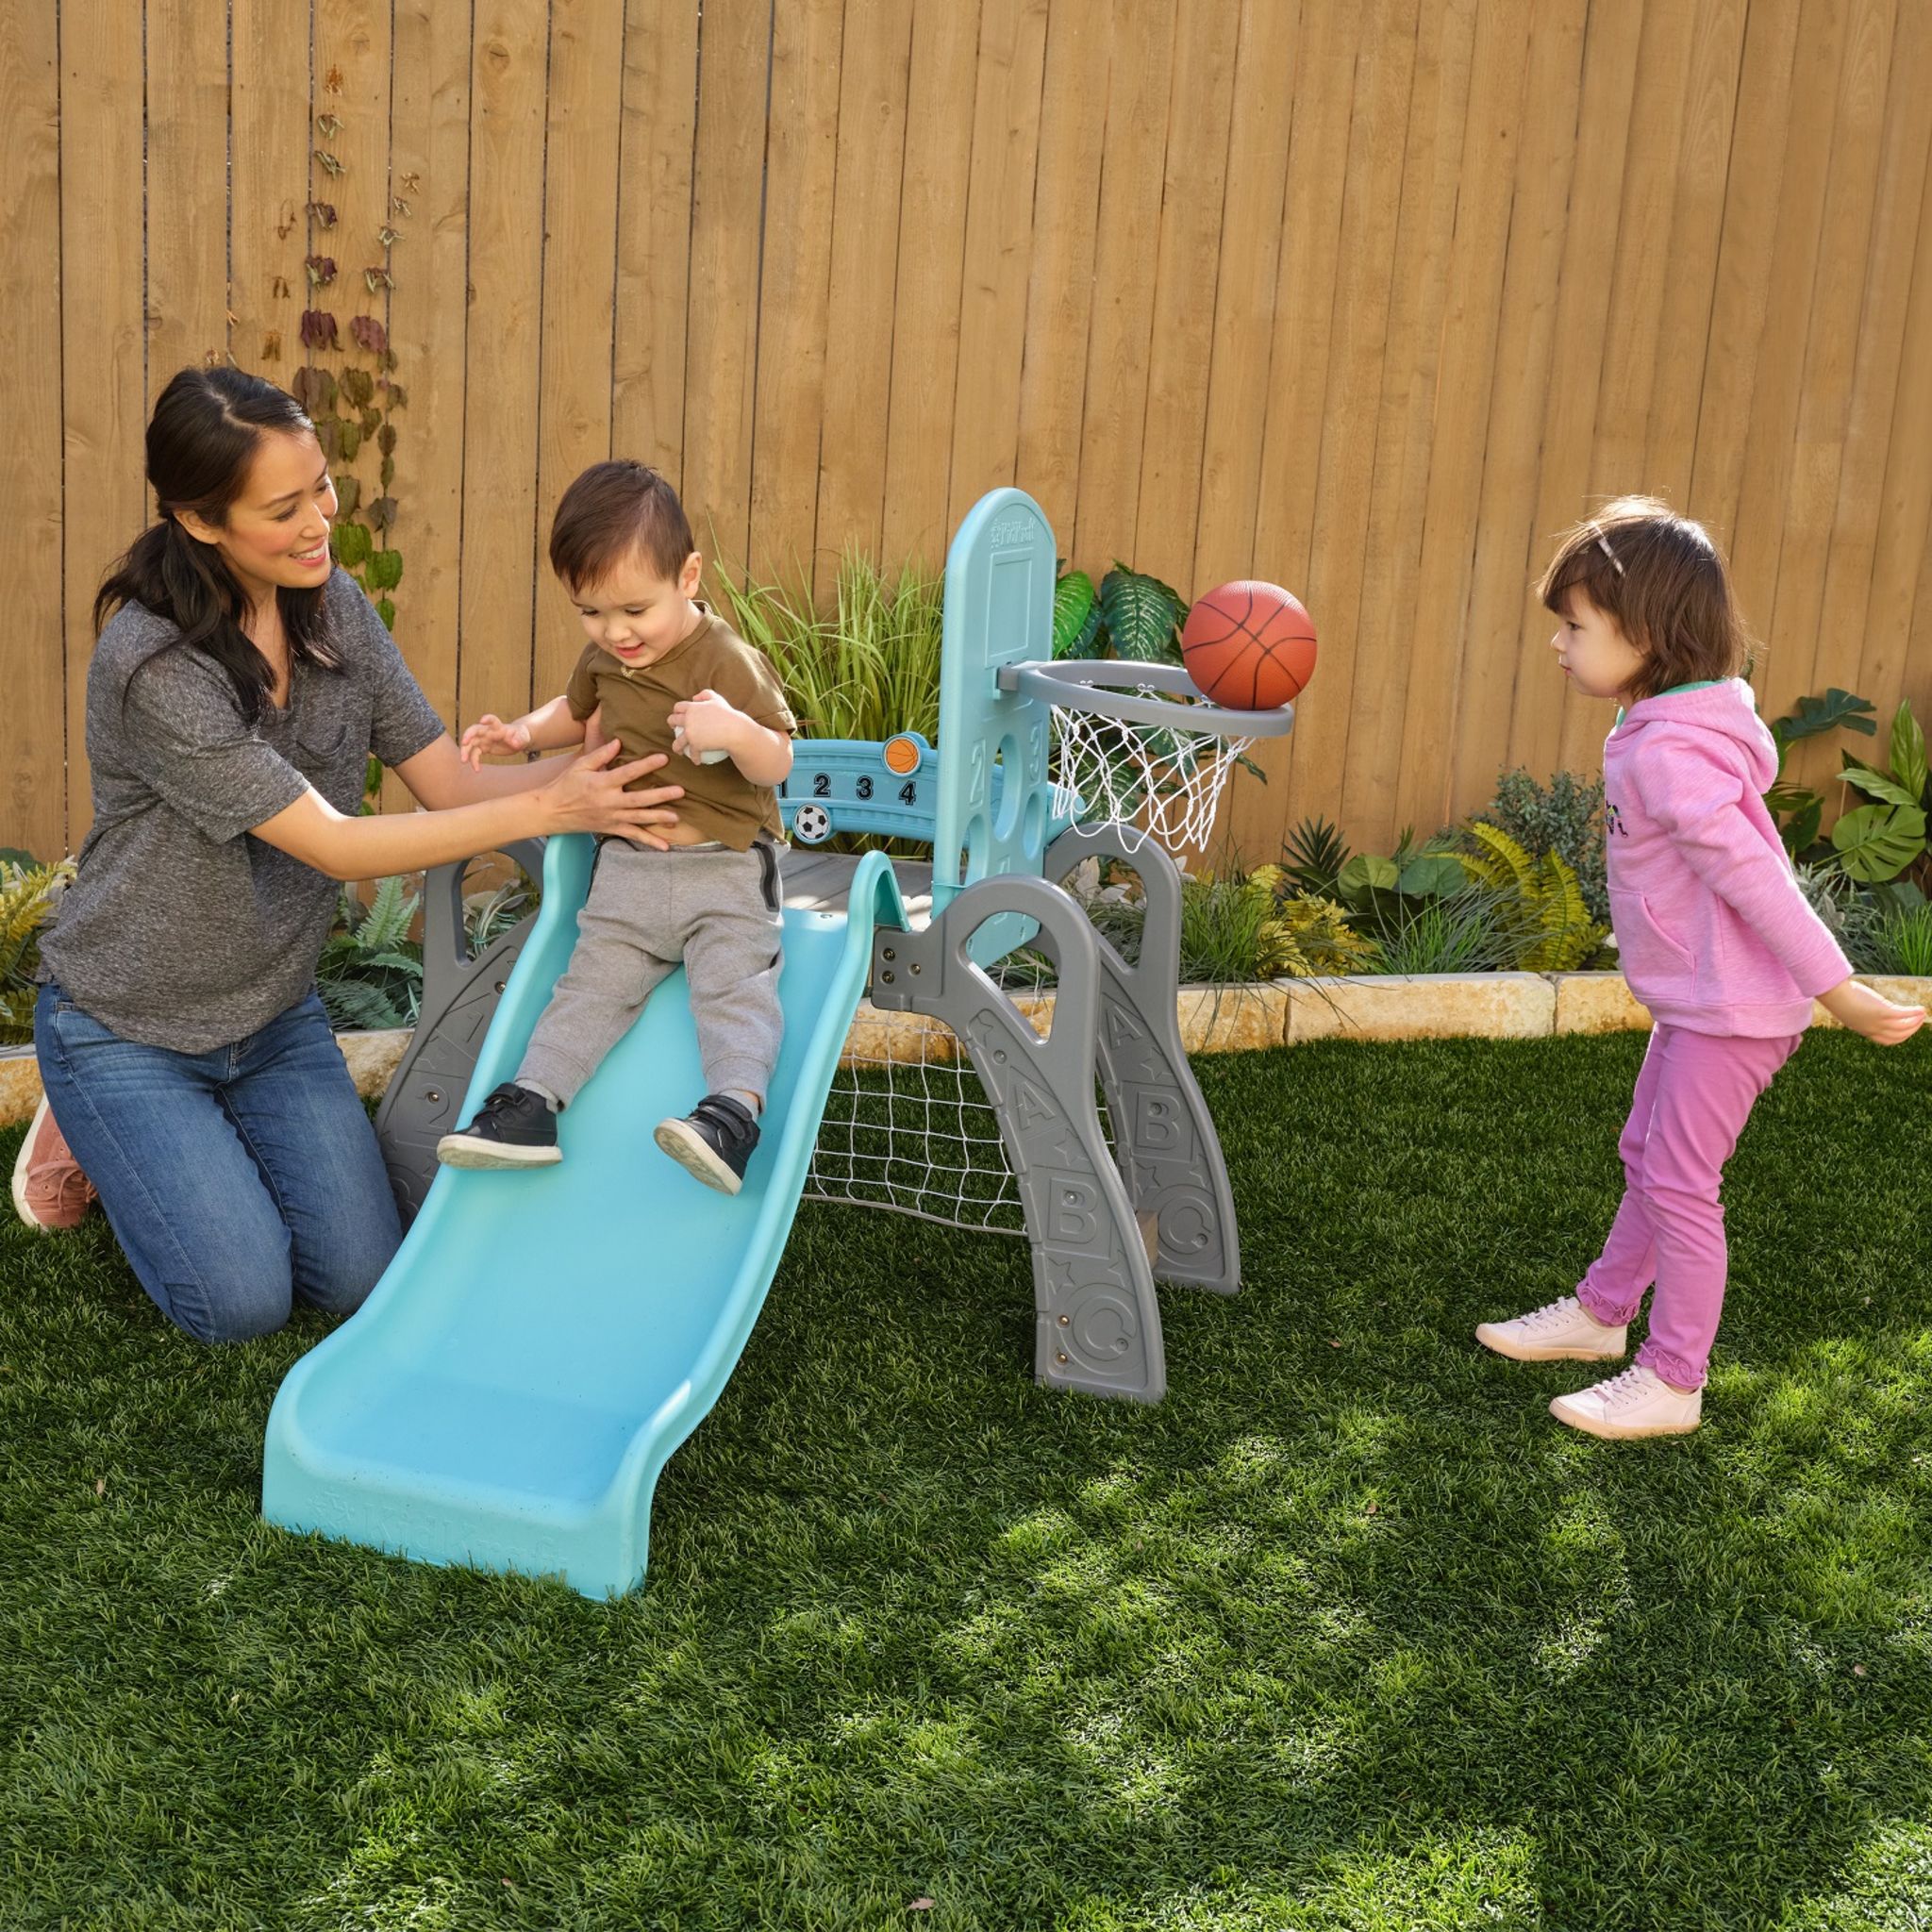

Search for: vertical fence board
xmin=388 ymin=0 xmax=475 ymax=738
xmin=1069 ymin=0 xmax=1177 ymax=569
xmin=1190 ymin=0 xmax=1301 ymax=601
xmin=1553 ymin=0 xmax=1704 ymax=783
xmin=1687 ymin=0 xmax=1802 ymax=557
xmin=878 ymin=0 xmax=979 ymax=568
xmin=1393 ymin=0 xmax=1532 ymax=839
xmin=812 ymin=0 xmax=913 ymax=583
xmin=2 ymin=0 xmax=65 ymax=862
xmin=1013 ymin=0 xmax=1109 ymax=561
xmin=1466 ymin=0 xmax=1588 ymax=816
xmin=58 ymin=0 xmax=149 ymax=855
xmin=1724 ymin=0 xmax=1851 ymax=702
xmin=1279 ymin=0 xmax=1417 ymax=840
xmin=612 ymin=0 xmax=700 ymax=484
xmin=1129 ymin=0 xmax=1241 ymax=594
xmin=231 ymin=0 xmax=310 ymax=392
xmin=535 ymin=0 xmax=626 ymax=699
xmin=1508 ymin=0 xmax=1644 ymax=796
xmin=146 ymin=0 xmax=229 ymax=395
xmin=946 ymin=0 xmax=1051 ymax=542
xmin=683 ymin=0 xmax=772 ymax=581
xmin=1644 ymin=0 xmax=1750 ymax=508
xmin=1818 ymin=0 xmax=1932 ymax=736
xmin=1338 ymin=0 xmax=1477 ymax=845
xmin=749 ymin=0 xmax=847 ymax=585
xmin=458 ymin=4 xmax=550 ymax=726
xmin=1856 ymin=68 xmax=1932 ymax=733
xmin=1763 ymin=0 xmax=1895 ymax=741
xmin=1219 ymin=1 xmax=1360 ymax=862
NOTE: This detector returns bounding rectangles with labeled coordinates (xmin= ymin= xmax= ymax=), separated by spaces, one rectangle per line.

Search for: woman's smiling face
xmin=175 ymin=428 xmax=338 ymax=607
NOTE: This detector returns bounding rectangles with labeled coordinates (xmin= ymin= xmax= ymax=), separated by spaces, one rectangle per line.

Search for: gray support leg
xmin=873 ymin=875 xmax=1166 ymax=1403
xmin=374 ymin=841 xmax=546 ymax=1225
xmin=1045 ymin=826 xmax=1241 ymax=1295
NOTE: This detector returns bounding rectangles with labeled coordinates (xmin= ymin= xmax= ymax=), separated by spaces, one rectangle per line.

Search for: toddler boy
xmin=437 ymin=461 xmax=795 ymax=1193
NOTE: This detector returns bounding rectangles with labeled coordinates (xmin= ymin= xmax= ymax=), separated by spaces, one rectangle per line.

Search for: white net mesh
xmin=803 ymin=974 xmax=1120 ymax=1238
xmin=804 ymin=1005 xmax=1025 ymax=1235
xmin=1048 ymin=695 xmax=1255 ymax=856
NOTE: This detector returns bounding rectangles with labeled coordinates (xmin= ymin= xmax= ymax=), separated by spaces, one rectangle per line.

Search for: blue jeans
xmin=34 ymin=981 xmax=402 ymax=1343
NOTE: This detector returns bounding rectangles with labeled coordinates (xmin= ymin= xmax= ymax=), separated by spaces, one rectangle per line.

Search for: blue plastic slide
xmin=261 ymin=838 xmax=908 ymax=1599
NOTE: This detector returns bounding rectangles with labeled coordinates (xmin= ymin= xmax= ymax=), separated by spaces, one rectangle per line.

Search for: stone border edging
xmin=3 ymin=973 xmax=1926 ymax=1127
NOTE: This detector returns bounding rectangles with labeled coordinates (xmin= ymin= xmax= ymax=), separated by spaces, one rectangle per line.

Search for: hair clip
xmin=1591 ymin=525 xmax=1626 ymax=576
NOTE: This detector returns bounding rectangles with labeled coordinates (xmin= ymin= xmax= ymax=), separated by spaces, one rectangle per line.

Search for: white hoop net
xmin=1048 ymin=694 xmax=1255 ymax=855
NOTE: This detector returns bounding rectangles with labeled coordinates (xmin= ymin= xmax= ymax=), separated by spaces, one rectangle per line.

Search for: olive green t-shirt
xmin=564 ymin=603 xmax=795 ymax=850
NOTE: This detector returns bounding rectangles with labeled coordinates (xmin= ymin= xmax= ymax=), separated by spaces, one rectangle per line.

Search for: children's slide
xmin=260 ymin=837 xmax=908 ymax=1600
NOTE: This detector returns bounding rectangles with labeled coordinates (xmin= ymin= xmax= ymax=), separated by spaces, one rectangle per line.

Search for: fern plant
xmin=314 ymin=874 xmax=424 ymax=1031
xmin=1245 ymin=869 xmax=1380 ymax=977
xmin=0 ymin=857 xmax=76 ymax=1045
xmin=1457 ymin=824 xmax=1605 ymax=971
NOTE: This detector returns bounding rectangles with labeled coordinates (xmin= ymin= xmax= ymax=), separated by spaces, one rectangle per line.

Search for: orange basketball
xmin=1181 ymin=581 xmax=1318 ymax=710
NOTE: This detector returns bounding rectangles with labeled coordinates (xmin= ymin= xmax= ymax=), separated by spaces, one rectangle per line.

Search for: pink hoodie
xmin=1603 ymin=678 xmax=1850 ymax=1038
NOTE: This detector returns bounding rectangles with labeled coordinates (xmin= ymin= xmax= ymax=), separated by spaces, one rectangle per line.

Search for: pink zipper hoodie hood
xmin=1602 ymin=677 xmax=1849 ymax=1037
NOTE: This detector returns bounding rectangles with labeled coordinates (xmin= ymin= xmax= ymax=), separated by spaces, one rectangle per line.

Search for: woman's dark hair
xmin=95 ymin=366 xmax=341 ymax=721
xmin=1537 ymin=495 xmax=1751 ymax=703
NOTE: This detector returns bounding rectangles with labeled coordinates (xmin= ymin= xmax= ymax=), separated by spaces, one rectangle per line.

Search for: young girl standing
xmin=1477 ymin=497 xmax=1924 ymax=1440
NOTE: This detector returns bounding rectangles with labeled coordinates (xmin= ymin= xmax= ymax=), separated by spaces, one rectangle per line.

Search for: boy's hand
xmin=460 ymin=713 xmax=532 ymax=771
xmin=668 ymin=690 xmax=745 ymax=766
xmin=1818 ymin=978 xmax=1927 ymax=1045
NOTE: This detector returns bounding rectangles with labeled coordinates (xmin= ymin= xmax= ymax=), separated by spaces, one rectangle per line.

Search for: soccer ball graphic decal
xmin=792 ymin=802 xmax=833 ymax=844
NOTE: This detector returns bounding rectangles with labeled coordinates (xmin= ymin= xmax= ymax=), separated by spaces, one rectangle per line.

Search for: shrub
xmin=1469 ymin=768 xmax=1607 ymax=925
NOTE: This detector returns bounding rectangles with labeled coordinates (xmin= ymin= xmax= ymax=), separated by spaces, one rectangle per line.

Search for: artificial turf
xmin=0 ymin=1028 xmax=1927 ymax=1930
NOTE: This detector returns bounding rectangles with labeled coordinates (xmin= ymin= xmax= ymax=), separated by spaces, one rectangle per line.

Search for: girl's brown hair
xmin=1537 ymin=495 xmax=1751 ymax=703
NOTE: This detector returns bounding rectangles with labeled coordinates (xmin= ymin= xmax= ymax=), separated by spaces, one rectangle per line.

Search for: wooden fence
xmin=5 ymin=0 xmax=1931 ymax=867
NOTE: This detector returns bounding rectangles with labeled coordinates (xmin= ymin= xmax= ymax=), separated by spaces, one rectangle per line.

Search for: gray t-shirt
xmin=40 ymin=570 xmax=446 ymax=1051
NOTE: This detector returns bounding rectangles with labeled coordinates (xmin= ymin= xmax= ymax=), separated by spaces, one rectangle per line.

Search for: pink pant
xmin=1574 ymin=1023 xmax=1801 ymax=1391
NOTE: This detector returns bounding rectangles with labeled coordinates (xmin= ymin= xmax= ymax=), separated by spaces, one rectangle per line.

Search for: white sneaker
xmin=1475 ymin=1294 xmax=1626 ymax=1362
xmin=1550 ymin=1364 xmax=1702 ymax=1441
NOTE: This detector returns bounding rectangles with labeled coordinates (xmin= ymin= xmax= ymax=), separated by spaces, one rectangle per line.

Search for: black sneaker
xmin=436 ymin=1083 xmax=562 ymax=1169
xmin=653 ymin=1094 xmax=759 ymax=1195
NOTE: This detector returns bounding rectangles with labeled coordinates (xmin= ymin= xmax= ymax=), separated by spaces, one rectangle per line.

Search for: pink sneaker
xmin=1550 ymin=1364 xmax=1702 ymax=1441
xmin=10 ymin=1093 xmax=98 ymax=1233
xmin=1475 ymin=1294 xmax=1627 ymax=1362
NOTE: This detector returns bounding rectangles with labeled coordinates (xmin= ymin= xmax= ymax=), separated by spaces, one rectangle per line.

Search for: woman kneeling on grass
xmin=13 ymin=366 xmax=684 ymax=1342
xmin=1476 ymin=497 xmax=1924 ymax=1439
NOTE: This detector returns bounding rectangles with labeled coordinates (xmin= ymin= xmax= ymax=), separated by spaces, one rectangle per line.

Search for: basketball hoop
xmin=998 ymin=660 xmax=1296 ymax=856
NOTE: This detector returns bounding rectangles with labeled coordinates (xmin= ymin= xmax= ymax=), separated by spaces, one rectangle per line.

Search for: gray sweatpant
xmin=515 ymin=838 xmax=784 ymax=1108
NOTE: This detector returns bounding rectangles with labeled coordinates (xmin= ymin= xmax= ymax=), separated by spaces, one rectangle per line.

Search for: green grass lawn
xmin=1 ymin=1030 xmax=1928 ymax=1930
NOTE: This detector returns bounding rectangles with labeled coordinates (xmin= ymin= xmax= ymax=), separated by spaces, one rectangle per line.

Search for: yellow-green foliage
xmin=1246 ymin=868 xmax=1382 ymax=979
xmin=1457 ymin=824 xmax=1604 ymax=971
xmin=0 ymin=858 xmax=76 ymax=1044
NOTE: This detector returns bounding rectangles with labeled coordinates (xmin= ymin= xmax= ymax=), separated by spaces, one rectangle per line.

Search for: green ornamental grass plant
xmin=710 ymin=548 xmax=945 ymax=743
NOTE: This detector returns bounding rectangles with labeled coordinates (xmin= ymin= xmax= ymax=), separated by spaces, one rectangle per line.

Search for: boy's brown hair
xmin=1537 ymin=495 xmax=1752 ymax=703
xmin=549 ymin=459 xmax=696 ymax=591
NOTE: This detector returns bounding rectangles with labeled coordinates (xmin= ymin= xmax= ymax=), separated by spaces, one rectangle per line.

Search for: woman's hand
xmin=1817 ymin=977 xmax=1928 ymax=1045
xmin=538 ymin=737 xmax=684 ymax=848
xmin=460 ymin=712 xmax=533 ymax=771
